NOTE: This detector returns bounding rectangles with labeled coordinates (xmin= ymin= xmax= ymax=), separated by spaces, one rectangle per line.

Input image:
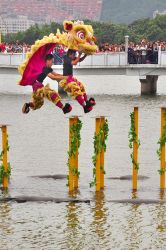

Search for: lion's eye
xmin=76 ymin=31 xmax=85 ymax=40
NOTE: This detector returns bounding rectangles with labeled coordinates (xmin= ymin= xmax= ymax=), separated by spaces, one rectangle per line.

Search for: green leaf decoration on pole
xmin=157 ymin=112 xmax=166 ymax=175
xmin=90 ymin=119 xmax=109 ymax=187
xmin=128 ymin=112 xmax=140 ymax=170
xmin=0 ymin=135 xmax=11 ymax=186
xmin=67 ymin=119 xmax=82 ymax=186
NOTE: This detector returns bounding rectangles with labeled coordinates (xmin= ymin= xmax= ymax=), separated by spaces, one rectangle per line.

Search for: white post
xmin=23 ymin=46 xmax=26 ymax=60
xmin=125 ymin=35 xmax=129 ymax=65
xmin=158 ymin=46 xmax=161 ymax=65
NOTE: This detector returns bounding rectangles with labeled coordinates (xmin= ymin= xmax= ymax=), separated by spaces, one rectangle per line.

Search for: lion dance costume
xmin=18 ymin=20 xmax=98 ymax=113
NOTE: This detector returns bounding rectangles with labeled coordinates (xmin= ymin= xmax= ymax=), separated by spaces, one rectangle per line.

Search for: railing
xmin=159 ymin=51 xmax=166 ymax=66
xmin=78 ymin=52 xmax=126 ymax=66
xmin=0 ymin=52 xmax=127 ymax=67
xmin=0 ymin=53 xmax=25 ymax=66
xmin=0 ymin=51 xmax=166 ymax=67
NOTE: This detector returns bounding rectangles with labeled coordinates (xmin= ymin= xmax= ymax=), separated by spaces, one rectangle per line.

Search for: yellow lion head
xmin=58 ymin=20 xmax=98 ymax=55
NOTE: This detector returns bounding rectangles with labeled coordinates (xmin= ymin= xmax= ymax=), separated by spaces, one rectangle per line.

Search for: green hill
xmin=101 ymin=0 xmax=166 ymax=23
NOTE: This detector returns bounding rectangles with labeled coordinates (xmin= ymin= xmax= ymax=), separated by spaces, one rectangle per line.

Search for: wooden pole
xmin=96 ymin=118 xmax=101 ymax=191
xmin=69 ymin=117 xmax=79 ymax=192
xmin=132 ymin=107 xmax=138 ymax=191
xmin=73 ymin=117 xmax=79 ymax=189
xmin=1 ymin=126 xmax=8 ymax=189
xmin=69 ymin=118 xmax=75 ymax=192
xmin=160 ymin=108 xmax=166 ymax=190
xmin=100 ymin=117 xmax=105 ymax=189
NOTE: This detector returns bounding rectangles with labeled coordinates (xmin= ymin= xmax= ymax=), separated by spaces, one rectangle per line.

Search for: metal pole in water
xmin=96 ymin=117 xmax=101 ymax=191
xmin=132 ymin=107 xmax=138 ymax=191
xmin=100 ymin=117 xmax=105 ymax=189
xmin=160 ymin=108 xmax=166 ymax=190
xmin=1 ymin=125 xmax=8 ymax=189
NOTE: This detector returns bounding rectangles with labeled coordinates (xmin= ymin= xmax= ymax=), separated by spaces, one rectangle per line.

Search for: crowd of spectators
xmin=98 ymin=40 xmax=166 ymax=64
xmin=0 ymin=42 xmax=31 ymax=53
xmin=1 ymin=39 xmax=166 ymax=64
xmin=99 ymin=43 xmax=125 ymax=52
xmin=0 ymin=42 xmax=65 ymax=64
xmin=128 ymin=40 xmax=160 ymax=64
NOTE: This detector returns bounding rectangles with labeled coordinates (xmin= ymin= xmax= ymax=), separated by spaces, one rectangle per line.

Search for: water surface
xmin=0 ymin=74 xmax=166 ymax=249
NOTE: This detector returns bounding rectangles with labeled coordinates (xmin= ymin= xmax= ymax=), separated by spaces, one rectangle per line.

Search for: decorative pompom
xmin=63 ymin=21 xmax=73 ymax=31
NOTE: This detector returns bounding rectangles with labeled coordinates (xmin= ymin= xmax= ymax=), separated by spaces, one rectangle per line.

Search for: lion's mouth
xmin=87 ymin=40 xmax=95 ymax=46
xmin=82 ymin=42 xmax=97 ymax=51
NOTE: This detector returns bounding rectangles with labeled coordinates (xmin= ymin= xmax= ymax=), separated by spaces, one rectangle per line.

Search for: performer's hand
xmin=79 ymin=53 xmax=87 ymax=62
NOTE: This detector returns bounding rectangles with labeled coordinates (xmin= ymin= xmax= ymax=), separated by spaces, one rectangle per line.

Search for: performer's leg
xmin=76 ymin=95 xmax=86 ymax=107
xmin=22 ymin=101 xmax=43 ymax=114
xmin=75 ymin=95 xmax=93 ymax=113
xmin=22 ymin=89 xmax=45 ymax=114
xmin=50 ymin=93 xmax=72 ymax=114
xmin=50 ymin=93 xmax=63 ymax=109
xmin=83 ymin=93 xmax=88 ymax=102
xmin=82 ymin=86 xmax=96 ymax=107
xmin=44 ymin=85 xmax=72 ymax=114
xmin=59 ymin=78 xmax=95 ymax=113
xmin=82 ymin=87 xmax=96 ymax=107
xmin=76 ymin=82 xmax=95 ymax=113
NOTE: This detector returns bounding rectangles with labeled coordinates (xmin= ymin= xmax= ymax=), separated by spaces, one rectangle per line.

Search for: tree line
xmin=3 ymin=15 xmax=166 ymax=45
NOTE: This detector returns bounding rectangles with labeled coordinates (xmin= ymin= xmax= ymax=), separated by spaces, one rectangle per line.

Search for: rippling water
xmin=1 ymin=201 xmax=166 ymax=250
xmin=0 ymin=74 xmax=166 ymax=249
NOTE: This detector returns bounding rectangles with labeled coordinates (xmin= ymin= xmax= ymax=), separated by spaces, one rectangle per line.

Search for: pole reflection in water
xmin=122 ymin=190 xmax=142 ymax=248
xmin=62 ymin=192 xmax=109 ymax=250
xmin=90 ymin=191 xmax=109 ymax=248
xmin=156 ymin=204 xmax=166 ymax=233
xmin=123 ymin=203 xmax=143 ymax=249
xmin=0 ymin=200 xmax=13 ymax=249
xmin=160 ymin=189 xmax=165 ymax=200
xmin=62 ymin=202 xmax=82 ymax=250
xmin=146 ymin=203 xmax=166 ymax=249
xmin=132 ymin=190 xmax=138 ymax=200
xmin=151 ymin=189 xmax=166 ymax=242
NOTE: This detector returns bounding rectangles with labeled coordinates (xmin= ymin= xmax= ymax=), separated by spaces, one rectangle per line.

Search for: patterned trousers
xmin=31 ymin=84 xmax=61 ymax=110
xmin=59 ymin=76 xmax=86 ymax=99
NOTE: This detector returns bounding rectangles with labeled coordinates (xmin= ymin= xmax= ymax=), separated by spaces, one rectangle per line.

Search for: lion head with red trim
xmin=57 ymin=20 xmax=98 ymax=55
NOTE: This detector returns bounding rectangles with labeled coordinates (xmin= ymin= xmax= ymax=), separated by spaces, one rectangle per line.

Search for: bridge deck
xmin=0 ymin=64 xmax=166 ymax=76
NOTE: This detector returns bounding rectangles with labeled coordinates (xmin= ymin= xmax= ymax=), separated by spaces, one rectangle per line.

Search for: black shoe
xmin=63 ymin=103 xmax=72 ymax=114
xmin=84 ymin=103 xmax=93 ymax=113
xmin=89 ymin=97 xmax=96 ymax=106
xmin=86 ymin=98 xmax=96 ymax=108
xmin=22 ymin=103 xmax=30 ymax=114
